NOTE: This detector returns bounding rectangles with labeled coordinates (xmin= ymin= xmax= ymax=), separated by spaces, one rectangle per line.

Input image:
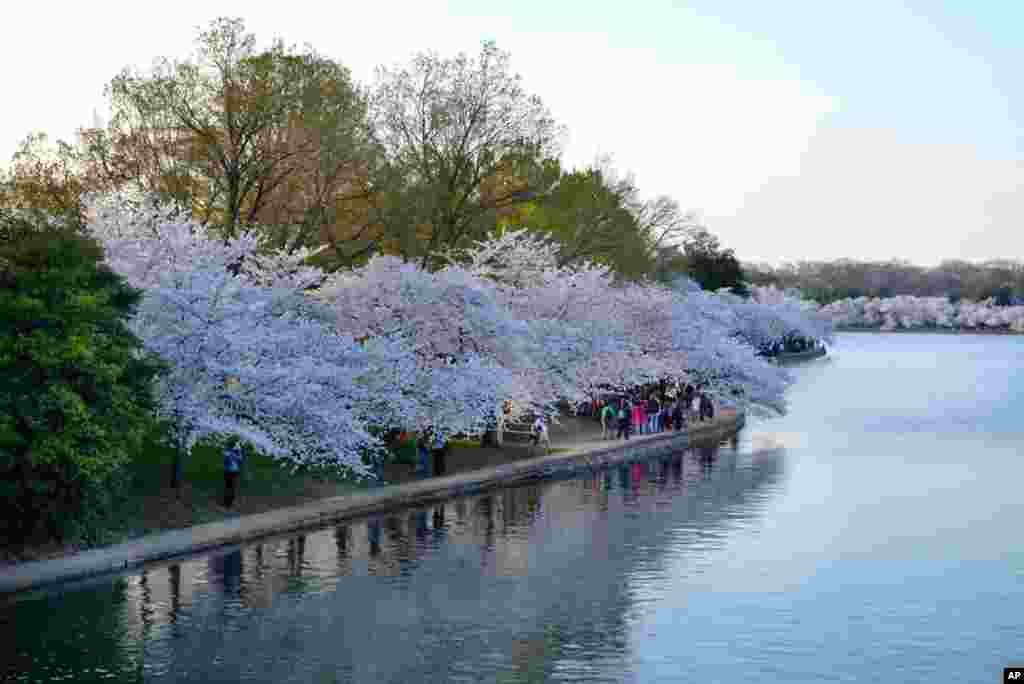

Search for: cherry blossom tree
xmin=456 ymin=229 xmax=795 ymax=416
xmin=86 ymin=194 xmax=822 ymax=484
xmin=663 ymin=286 xmax=793 ymax=416
xmin=87 ymin=192 xmax=416 ymax=482
xmin=467 ymin=239 xmax=673 ymax=401
xmin=735 ymin=285 xmax=835 ymax=350
xmin=315 ymin=255 xmax=527 ymax=435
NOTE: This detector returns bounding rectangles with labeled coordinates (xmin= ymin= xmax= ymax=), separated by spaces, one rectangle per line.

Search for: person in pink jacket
xmin=632 ymin=400 xmax=644 ymax=435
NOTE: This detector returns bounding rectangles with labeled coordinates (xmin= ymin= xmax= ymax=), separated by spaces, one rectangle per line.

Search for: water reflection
xmin=2 ymin=439 xmax=783 ymax=683
xmin=208 ymin=547 xmax=244 ymax=597
xmin=9 ymin=333 xmax=1024 ymax=682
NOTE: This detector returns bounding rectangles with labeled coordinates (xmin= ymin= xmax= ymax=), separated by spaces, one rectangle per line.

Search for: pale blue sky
xmin=2 ymin=1 xmax=1020 ymax=266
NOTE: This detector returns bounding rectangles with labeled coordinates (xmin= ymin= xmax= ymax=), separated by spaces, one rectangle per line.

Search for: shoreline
xmin=835 ymin=326 xmax=1023 ymax=336
xmin=0 ymin=411 xmax=744 ymax=597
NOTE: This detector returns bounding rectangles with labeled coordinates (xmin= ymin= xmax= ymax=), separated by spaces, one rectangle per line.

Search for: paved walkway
xmin=397 ymin=412 xmax=724 ymax=481
xmin=0 ymin=410 xmax=742 ymax=596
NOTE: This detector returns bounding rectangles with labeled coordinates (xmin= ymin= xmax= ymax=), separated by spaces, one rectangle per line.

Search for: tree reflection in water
xmin=2 ymin=439 xmax=785 ymax=683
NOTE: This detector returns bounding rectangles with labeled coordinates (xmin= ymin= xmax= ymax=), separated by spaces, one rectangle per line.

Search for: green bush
xmin=389 ymin=437 xmax=419 ymax=465
xmin=0 ymin=220 xmax=163 ymax=545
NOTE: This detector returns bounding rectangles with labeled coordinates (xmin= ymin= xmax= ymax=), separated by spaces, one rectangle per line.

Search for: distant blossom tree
xmin=816 ymin=294 xmax=1024 ymax=333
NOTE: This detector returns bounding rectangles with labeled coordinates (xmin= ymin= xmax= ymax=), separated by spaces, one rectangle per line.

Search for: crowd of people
xmin=581 ymin=384 xmax=716 ymax=442
xmin=758 ymin=335 xmax=822 ymax=357
xmin=326 ymin=385 xmax=718 ymax=499
xmin=415 ymin=426 xmax=449 ymax=478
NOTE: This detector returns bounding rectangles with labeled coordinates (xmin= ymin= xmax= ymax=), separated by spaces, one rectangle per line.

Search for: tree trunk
xmin=171 ymin=435 xmax=185 ymax=493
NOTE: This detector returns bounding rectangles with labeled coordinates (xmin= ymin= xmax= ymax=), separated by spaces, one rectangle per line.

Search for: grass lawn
xmin=108 ymin=441 xmax=372 ymax=535
xmin=1 ymin=440 xmax=376 ymax=566
xmin=101 ymin=436 xmax=570 ymax=544
xmin=1 ymin=433 xmax=573 ymax=566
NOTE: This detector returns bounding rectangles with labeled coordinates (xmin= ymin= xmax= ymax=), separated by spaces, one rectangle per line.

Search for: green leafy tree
xmin=682 ymin=227 xmax=748 ymax=295
xmin=502 ymin=160 xmax=696 ymax=281
xmin=0 ymin=218 xmax=162 ymax=545
xmin=528 ymin=165 xmax=649 ymax=278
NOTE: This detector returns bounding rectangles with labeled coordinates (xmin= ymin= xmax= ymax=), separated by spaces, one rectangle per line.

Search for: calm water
xmin=4 ymin=333 xmax=1023 ymax=683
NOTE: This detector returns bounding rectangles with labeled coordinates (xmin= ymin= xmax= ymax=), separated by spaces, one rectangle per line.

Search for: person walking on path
xmin=632 ymin=399 xmax=644 ymax=435
xmin=647 ymin=396 xmax=660 ymax=433
xmin=672 ymin=399 xmax=685 ymax=431
xmin=699 ymin=393 xmax=715 ymax=422
xmin=496 ymin=400 xmax=513 ymax=446
xmin=531 ymin=414 xmax=550 ymax=454
xmin=600 ymin=402 xmax=615 ymax=440
xmin=223 ymin=437 xmax=245 ymax=508
xmin=617 ymin=400 xmax=631 ymax=440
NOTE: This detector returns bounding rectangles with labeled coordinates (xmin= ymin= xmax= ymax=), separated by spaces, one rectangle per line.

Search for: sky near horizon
xmin=2 ymin=1 xmax=1020 ymax=267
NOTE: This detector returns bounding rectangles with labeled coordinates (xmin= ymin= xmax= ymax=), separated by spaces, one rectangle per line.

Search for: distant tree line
xmin=747 ymin=259 xmax=1024 ymax=306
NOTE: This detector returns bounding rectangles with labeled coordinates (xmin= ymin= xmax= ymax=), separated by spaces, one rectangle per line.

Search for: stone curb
xmin=0 ymin=412 xmax=744 ymax=596
xmin=774 ymin=347 xmax=827 ymax=362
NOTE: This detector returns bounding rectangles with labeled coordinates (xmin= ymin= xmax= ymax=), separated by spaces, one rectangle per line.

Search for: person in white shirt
xmin=531 ymin=415 xmax=550 ymax=453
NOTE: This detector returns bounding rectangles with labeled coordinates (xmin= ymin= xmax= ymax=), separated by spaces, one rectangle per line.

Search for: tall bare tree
xmin=369 ymin=41 xmax=563 ymax=269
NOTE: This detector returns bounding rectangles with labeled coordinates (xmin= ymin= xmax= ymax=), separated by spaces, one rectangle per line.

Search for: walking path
xmin=0 ymin=410 xmax=743 ymax=596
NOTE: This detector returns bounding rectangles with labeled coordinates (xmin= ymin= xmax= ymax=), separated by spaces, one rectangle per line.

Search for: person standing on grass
xmin=601 ymin=402 xmax=615 ymax=440
xmin=431 ymin=428 xmax=447 ymax=476
xmin=417 ymin=429 xmax=432 ymax=476
xmin=223 ymin=437 xmax=245 ymax=508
